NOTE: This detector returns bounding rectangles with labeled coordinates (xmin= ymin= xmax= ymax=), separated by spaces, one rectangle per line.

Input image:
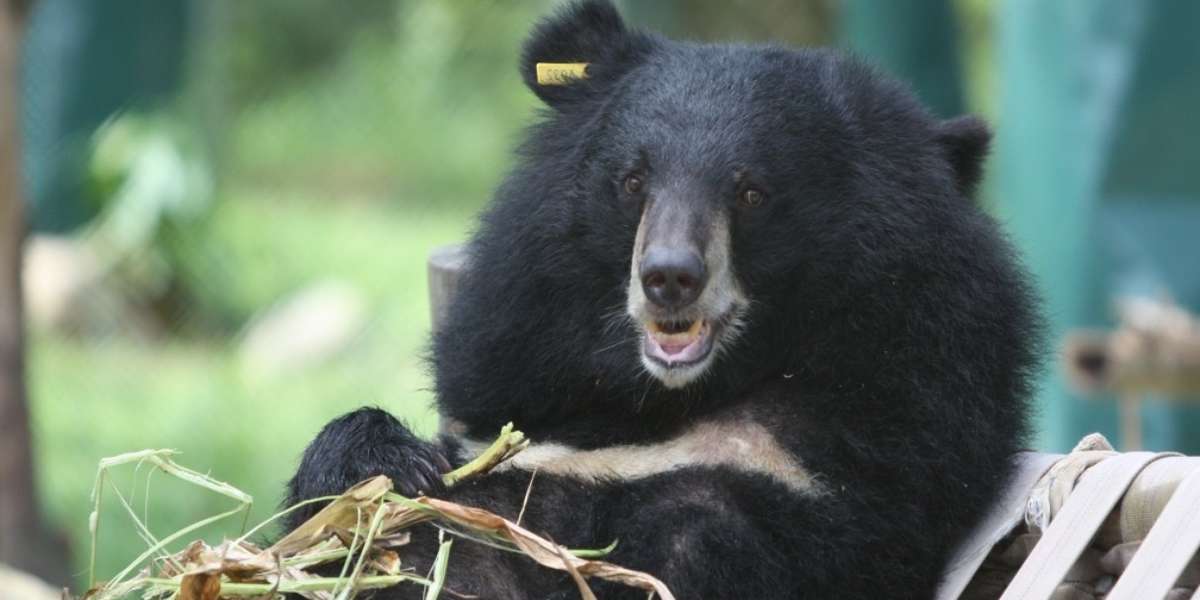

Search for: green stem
xmin=441 ymin=422 xmax=527 ymax=487
xmin=141 ymin=575 xmax=433 ymax=594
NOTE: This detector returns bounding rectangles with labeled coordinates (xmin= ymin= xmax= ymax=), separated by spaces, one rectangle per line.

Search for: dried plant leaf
xmin=178 ymin=571 xmax=220 ymax=600
xmin=420 ymin=498 xmax=674 ymax=599
xmin=555 ymin=543 xmax=597 ymax=600
xmin=369 ymin=549 xmax=402 ymax=575
xmin=81 ymin=425 xmax=675 ymax=600
xmin=270 ymin=476 xmax=392 ymax=556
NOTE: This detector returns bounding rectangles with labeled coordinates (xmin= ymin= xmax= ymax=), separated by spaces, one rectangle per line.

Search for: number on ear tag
xmin=536 ymin=62 xmax=590 ymax=85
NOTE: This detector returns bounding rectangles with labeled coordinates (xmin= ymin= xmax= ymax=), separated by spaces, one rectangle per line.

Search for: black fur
xmin=288 ymin=408 xmax=451 ymax=501
xmin=936 ymin=115 xmax=992 ymax=196
xmin=284 ymin=2 xmax=1041 ymax=598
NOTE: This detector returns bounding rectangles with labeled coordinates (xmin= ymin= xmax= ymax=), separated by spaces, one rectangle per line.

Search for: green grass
xmin=28 ymin=193 xmax=477 ymax=589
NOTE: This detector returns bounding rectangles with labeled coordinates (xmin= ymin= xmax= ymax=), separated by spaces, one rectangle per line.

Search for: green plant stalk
xmin=142 ymin=575 xmax=435 ymax=595
xmin=441 ymin=422 xmax=527 ymax=487
xmin=102 ymin=504 xmax=247 ymax=596
xmin=234 ymin=494 xmax=340 ymax=546
xmin=568 ymin=538 xmax=619 ymax=559
xmin=333 ymin=506 xmax=365 ymax=593
xmin=284 ymin=546 xmax=352 ymax=570
xmin=423 ymin=536 xmax=453 ymax=600
xmin=89 ymin=448 xmax=254 ymax=589
xmin=335 ymin=500 xmax=389 ymax=600
xmin=104 ymin=470 xmax=181 ymax=574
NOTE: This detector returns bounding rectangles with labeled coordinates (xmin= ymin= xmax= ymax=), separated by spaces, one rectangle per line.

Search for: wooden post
xmin=427 ymin=244 xmax=467 ymax=435
xmin=427 ymin=244 xmax=467 ymax=334
xmin=0 ymin=0 xmax=69 ymax=584
xmin=1118 ymin=393 xmax=1142 ymax=451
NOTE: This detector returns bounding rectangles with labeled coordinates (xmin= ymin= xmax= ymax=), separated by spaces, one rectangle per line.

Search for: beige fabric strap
xmin=999 ymin=452 xmax=1163 ymax=600
xmin=936 ymin=452 xmax=1063 ymax=600
xmin=1106 ymin=467 xmax=1200 ymax=599
xmin=1115 ymin=456 xmax=1200 ymax=543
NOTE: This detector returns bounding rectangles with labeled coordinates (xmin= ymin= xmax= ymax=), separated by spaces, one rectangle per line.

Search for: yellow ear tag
xmin=536 ymin=62 xmax=590 ymax=86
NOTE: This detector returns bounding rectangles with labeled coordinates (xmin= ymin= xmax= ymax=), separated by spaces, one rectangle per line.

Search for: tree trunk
xmin=0 ymin=0 xmax=69 ymax=585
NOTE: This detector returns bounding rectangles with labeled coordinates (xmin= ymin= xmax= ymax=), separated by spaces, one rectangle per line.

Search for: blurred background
xmin=1 ymin=0 xmax=1197 ymax=593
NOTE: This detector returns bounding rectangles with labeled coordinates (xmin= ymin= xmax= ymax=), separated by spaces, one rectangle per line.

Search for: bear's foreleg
xmin=283 ymin=407 xmax=452 ymax=528
xmin=284 ymin=407 xmax=940 ymax=600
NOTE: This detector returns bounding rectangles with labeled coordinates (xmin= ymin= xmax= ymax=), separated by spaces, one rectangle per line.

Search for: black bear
xmin=285 ymin=1 xmax=1041 ymax=598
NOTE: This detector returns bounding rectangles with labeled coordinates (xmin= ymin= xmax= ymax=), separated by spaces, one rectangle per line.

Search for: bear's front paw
xmin=283 ymin=407 xmax=451 ymax=530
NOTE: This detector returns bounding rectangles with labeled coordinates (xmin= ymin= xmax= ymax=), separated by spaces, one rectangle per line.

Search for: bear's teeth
xmin=650 ymin=320 xmax=708 ymax=346
xmin=649 ymin=319 xmax=705 ymax=336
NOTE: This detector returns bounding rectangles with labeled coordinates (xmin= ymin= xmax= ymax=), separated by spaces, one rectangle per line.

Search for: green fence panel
xmin=839 ymin=0 xmax=965 ymax=118
xmin=996 ymin=0 xmax=1200 ymax=452
xmin=22 ymin=0 xmax=188 ymax=233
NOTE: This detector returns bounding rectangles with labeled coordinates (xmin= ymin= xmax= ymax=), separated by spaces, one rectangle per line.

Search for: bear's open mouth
xmin=643 ymin=318 xmax=717 ymax=366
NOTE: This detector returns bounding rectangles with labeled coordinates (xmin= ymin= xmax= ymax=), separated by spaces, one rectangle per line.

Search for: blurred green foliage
xmin=217 ymin=0 xmax=399 ymax=106
xmin=212 ymin=1 xmax=547 ymax=209
xmin=31 ymin=195 xmax=466 ymax=584
xmin=83 ymin=113 xmax=226 ymax=333
xmin=30 ymin=0 xmax=552 ymax=588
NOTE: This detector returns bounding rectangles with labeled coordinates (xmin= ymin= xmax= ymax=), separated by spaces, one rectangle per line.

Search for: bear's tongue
xmin=645 ymin=319 xmax=708 ymax=364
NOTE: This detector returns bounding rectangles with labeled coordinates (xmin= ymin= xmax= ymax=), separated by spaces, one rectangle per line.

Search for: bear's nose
xmin=640 ymin=247 xmax=707 ymax=310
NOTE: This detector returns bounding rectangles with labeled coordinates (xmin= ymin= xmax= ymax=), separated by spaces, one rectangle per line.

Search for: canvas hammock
xmin=939 ymin=433 xmax=1200 ymax=599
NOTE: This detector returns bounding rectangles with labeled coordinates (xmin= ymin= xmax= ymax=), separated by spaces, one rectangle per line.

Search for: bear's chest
xmin=459 ymin=417 xmax=823 ymax=494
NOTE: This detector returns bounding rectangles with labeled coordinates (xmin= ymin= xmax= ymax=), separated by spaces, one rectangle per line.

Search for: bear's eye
xmin=623 ymin=174 xmax=644 ymax=195
xmin=738 ymin=188 xmax=765 ymax=208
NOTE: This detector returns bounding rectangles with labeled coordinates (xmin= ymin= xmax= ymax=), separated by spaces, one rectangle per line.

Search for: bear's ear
xmin=520 ymin=0 xmax=651 ymax=108
xmin=935 ymin=115 xmax=992 ymax=196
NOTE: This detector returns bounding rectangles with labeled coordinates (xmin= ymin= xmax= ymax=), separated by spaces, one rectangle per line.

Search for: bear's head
xmin=435 ymin=0 xmax=1035 ymax=436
